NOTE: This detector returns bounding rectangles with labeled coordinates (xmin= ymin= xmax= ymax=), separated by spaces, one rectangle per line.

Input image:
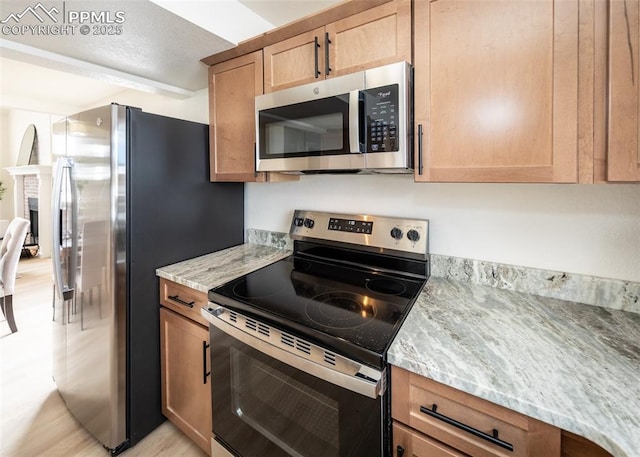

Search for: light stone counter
xmin=388 ymin=277 xmax=640 ymax=457
xmin=155 ymin=243 xmax=291 ymax=293
xmin=156 ymin=231 xmax=639 ymax=457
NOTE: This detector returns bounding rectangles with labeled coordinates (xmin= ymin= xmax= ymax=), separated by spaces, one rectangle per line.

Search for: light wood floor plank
xmin=1 ymin=257 xmax=207 ymax=457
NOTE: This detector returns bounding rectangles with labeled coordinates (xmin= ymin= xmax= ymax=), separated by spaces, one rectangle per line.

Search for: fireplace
xmin=4 ymin=165 xmax=52 ymax=258
xmin=27 ymin=197 xmax=38 ymax=247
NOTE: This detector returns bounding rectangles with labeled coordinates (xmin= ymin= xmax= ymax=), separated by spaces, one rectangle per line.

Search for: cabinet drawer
xmin=160 ymin=278 xmax=209 ymax=327
xmin=393 ymin=421 xmax=467 ymax=457
xmin=391 ymin=366 xmax=559 ymax=457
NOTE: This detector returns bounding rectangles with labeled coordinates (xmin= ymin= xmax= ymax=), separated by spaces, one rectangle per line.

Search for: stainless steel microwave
xmin=255 ymin=61 xmax=412 ymax=174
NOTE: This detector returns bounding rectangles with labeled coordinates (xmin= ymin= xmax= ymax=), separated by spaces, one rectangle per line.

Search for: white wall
xmin=90 ymin=88 xmax=209 ymax=124
xmin=0 ymin=109 xmax=61 ymax=219
xmin=0 ymin=89 xmax=208 ymax=223
xmin=246 ymin=175 xmax=640 ymax=282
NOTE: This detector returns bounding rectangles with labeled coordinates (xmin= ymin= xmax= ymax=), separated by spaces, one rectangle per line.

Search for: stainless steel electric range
xmin=201 ymin=210 xmax=429 ymax=457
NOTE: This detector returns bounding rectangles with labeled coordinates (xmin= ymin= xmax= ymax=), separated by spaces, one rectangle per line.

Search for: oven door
xmin=209 ymin=321 xmax=386 ymax=457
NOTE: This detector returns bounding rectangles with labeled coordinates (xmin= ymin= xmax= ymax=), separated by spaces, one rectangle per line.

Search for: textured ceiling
xmin=0 ymin=0 xmax=235 ymax=94
xmin=0 ymin=0 xmax=341 ymax=105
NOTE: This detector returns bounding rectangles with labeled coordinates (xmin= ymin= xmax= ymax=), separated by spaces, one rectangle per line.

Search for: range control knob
xmin=390 ymin=227 xmax=403 ymax=240
xmin=303 ymin=218 xmax=315 ymax=229
xmin=293 ymin=217 xmax=304 ymax=227
xmin=406 ymin=229 xmax=420 ymax=242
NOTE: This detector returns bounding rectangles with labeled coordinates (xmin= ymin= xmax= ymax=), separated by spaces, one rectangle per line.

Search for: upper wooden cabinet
xmin=209 ymin=51 xmax=266 ymax=182
xmin=264 ymin=0 xmax=411 ymax=93
xmin=263 ymin=27 xmax=326 ymax=93
xmin=413 ymin=0 xmax=579 ymax=183
xmin=208 ymin=51 xmax=299 ymax=183
xmin=608 ymin=0 xmax=640 ymax=181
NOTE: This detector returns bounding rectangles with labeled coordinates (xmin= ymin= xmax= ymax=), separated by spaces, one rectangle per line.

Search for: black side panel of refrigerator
xmin=126 ymin=107 xmax=244 ymax=444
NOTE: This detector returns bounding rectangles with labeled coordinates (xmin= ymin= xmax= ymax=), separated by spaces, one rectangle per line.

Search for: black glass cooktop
xmin=208 ymin=254 xmax=427 ymax=368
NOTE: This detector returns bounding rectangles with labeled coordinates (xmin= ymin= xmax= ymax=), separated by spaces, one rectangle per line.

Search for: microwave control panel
xmin=363 ymin=84 xmax=399 ymax=153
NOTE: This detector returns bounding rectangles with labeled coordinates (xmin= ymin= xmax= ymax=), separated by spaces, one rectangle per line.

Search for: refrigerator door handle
xmin=52 ymin=157 xmax=76 ymax=301
xmin=52 ymin=158 xmax=65 ymax=301
xmin=67 ymin=158 xmax=78 ymax=298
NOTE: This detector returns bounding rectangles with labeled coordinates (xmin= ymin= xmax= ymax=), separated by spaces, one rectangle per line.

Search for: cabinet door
xmin=394 ymin=422 xmax=468 ymax=457
xmin=160 ymin=307 xmax=212 ymax=454
xmin=608 ymin=0 xmax=640 ymax=181
xmin=264 ymin=27 xmax=325 ymax=93
xmin=209 ymin=51 xmax=266 ymax=182
xmin=414 ymin=0 xmax=579 ymax=182
xmin=326 ymin=0 xmax=411 ymax=78
xmin=561 ymin=430 xmax=613 ymax=457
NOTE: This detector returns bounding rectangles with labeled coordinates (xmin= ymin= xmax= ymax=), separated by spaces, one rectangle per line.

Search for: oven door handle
xmin=202 ymin=305 xmax=385 ymax=399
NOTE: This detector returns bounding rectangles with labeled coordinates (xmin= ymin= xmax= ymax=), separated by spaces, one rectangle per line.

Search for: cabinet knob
xmin=397 ymin=445 xmax=405 ymax=457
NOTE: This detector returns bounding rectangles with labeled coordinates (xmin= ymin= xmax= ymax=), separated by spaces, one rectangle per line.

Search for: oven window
xmin=258 ymin=94 xmax=350 ymax=158
xmin=230 ymin=347 xmax=339 ymax=457
xmin=211 ymin=326 xmax=385 ymax=457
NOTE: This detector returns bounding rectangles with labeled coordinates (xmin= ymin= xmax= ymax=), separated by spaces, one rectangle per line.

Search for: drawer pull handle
xmin=419 ymin=404 xmax=514 ymax=452
xmin=396 ymin=445 xmax=405 ymax=457
xmin=167 ymin=294 xmax=194 ymax=308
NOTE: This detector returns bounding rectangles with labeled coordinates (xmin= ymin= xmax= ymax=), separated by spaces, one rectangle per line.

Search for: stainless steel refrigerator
xmin=51 ymin=104 xmax=244 ymax=455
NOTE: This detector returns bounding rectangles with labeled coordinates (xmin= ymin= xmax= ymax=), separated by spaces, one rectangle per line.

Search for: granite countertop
xmin=388 ymin=277 xmax=640 ymax=457
xmin=156 ymin=243 xmax=291 ymax=293
xmin=156 ymin=241 xmax=639 ymax=457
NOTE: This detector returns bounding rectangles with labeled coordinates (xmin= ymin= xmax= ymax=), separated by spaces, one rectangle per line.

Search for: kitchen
xmin=1 ymin=1 xmax=639 ymax=457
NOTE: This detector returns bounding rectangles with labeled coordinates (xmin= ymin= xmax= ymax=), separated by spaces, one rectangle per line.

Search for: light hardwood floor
xmin=0 ymin=257 xmax=207 ymax=457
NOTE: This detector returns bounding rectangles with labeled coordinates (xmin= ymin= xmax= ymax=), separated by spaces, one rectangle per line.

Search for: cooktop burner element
xmin=365 ymin=278 xmax=407 ymax=295
xmin=232 ymin=279 xmax=280 ymax=300
xmin=305 ymin=291 xmax=377 ymax=329
xmin=208 ymin=210 xmax=429 ymax=369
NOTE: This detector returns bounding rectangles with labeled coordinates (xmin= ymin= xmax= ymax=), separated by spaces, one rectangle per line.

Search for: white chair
xmin=0 ymin=217 xmax=30 ymax=333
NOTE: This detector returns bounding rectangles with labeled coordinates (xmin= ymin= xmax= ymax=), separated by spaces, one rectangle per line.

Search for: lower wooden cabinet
xmin=391 ymin=366 xmax=612 ymax=457
xmin=392 ymin=365 xmax=559 ymax=457
xmin=560 ymin=430 xmax=613 ymax=457
xmin=393 ymin=421 xmax=467 ymax=457
xmin=160 ymin=306 xmax=211 ymax=455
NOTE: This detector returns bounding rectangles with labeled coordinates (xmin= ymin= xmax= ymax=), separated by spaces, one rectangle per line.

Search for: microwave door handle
xmin=349 ymin=90 xmax=362 ymax=153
